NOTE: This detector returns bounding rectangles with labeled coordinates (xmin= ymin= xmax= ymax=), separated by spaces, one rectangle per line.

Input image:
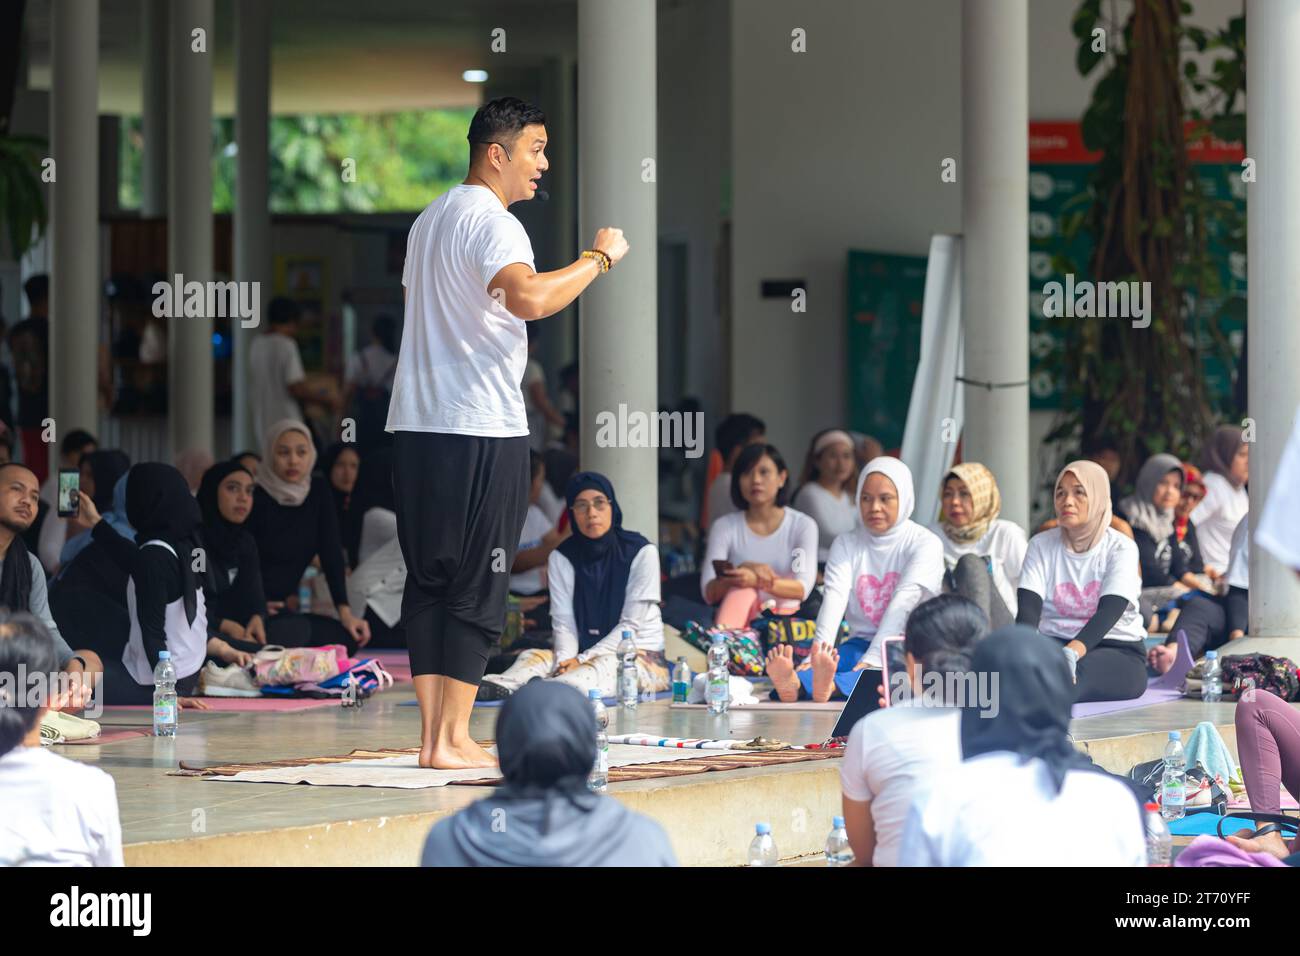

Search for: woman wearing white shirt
xmin=840 ymin=593 xmax=986 ymax=866
xmin=479 ymin=472 xmax=668 ymax=701
xmin=791 ymin=428 xmax=858 ymax=564
xmin=899 ymin=626 xmax=1146 ymax=867
xmin=767 ymin=456 xmax=944 ymax=702
xmin=700 ymin=444 xmax=818 ymax=627
xmin=1016 ymin=460 xmax=1148 ymax=703
xmin=930 ymin=462 xmax=1027 ymax=629
xmin=0 ymin=611 xmax=123 ymax=867
xmin=1189 ymin=425 xmax=1249 ymax=577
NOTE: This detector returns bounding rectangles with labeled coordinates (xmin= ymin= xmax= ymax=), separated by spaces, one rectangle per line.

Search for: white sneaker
xmin=198 ymin=661 xmax=261 ymax=698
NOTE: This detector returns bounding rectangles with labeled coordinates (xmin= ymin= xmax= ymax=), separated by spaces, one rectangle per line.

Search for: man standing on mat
xmin=388 ymin=96 xmax=628 ymax=769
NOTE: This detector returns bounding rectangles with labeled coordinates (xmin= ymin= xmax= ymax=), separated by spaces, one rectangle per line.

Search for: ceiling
xmin=22 ymin=0 xmax=579 ymax=115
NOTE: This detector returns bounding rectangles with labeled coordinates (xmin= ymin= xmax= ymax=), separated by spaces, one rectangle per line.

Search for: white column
xmin=546 ymin=56 xmax=578 ymax=374
xmin=233 ymin=0 xmax=271 ymax=456
xmin=168 ymin=0 xmax=215 ymax=458
xmin=578 ymin=0 xmax=658 ymax=535
xmin=49 ymin=0 xmax=99 ymax=476
xmin=1246 ymin=0 xmax=1300 ymax=639
xmin=141 ymin=0 xmax=168 ymax=217
xmin=960 ymin=0 xmax=1029 ymax=529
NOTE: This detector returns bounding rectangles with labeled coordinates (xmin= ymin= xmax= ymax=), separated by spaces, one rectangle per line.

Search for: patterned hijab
xmin=938 ymin=462 xmax=1001 ymax=544
xmin=1055 ymin=460 xmax=1112 ymax=554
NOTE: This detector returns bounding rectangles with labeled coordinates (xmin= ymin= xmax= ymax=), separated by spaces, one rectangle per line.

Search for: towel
xmin=1183 ymin=720 xmax=1239 ymax=783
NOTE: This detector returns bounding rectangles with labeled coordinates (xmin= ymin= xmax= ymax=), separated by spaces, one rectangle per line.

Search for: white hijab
xmin=854 ymin=455 xmax=916 ymax=541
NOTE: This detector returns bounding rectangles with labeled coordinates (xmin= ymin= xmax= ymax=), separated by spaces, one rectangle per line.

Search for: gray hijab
xmin=421 ymin=681 xmax=677 ymax=867
xmin=1118 ymin=453 xmax=1182 ymax=544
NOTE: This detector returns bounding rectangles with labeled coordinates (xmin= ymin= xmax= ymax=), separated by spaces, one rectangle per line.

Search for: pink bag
xmin=253 ymin=644 xmax=346 ymax=686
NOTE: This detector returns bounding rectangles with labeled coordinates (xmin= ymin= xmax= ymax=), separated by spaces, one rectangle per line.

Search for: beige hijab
xmin=257 ymin=419 xmax=317 ymax=507
xmin=938 ymin=462 xmax=1001 ymax=544
xmin=1055 ymin=459 xmax=1112 ymax=553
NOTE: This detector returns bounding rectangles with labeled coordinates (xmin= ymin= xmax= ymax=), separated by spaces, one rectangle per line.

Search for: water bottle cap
xmin=1205 ymin=650 xmax=1217 ymax=659
xmin=832 ymin=816 xmax=845 ymax=828
xmin=1168 ymin=731 xmax=1180 ymax=740
xmin=755 ymin=822 xmax=771 ymax=835
xmin=588 ymin=689 xmax=601 ymax=699
xmin=158 ymin=650 xmax=171 ymax=660
xmin=712 ymin=632 xmax=726 ymax=644
xmin=1144 ymin=802 xmax=1160 ymax=812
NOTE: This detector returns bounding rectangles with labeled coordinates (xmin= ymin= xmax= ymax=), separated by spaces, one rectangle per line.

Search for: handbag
xmin=252 ymin=644 xmax=346 ymax=686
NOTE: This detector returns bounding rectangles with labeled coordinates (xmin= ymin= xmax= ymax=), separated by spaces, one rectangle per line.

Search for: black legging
xmin=1048 ymin=635 xmax=1147 ymax=703
xmin=363 ymin=606 xmax=405 ymax=649
xmin=264 ymin=612 xmax=358 ymax=656
xmin=945 ymin=554 xmax=1014 ymax=629
xmin=98 ymin=657 xmax=200 ymax=705
xmin=1167 ymin=593 xmax=1236 ymax=659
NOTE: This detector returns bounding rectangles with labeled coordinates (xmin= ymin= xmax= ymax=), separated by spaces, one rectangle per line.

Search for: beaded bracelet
xmin=581 ymin=249 xmax=611 ymax=273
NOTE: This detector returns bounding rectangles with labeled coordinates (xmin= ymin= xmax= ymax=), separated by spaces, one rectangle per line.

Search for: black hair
xmin=731 ymin=443 xmax=789 ymax=510
xmin=22 ymin=274 xmax=49 ymax=308
xmin=372 ymin=314 xmax=398 ymax=354
xmin=61 ymin=429 xmax=97 ymax=457
xmin=903 ymin=594 xmax=988 ymax=697
xmin=1081 ymin=432 xmax=1121 ymax=458
xmin=0 ymin=610 xmax=60 ymax=759
xmin=529 ymin=450 xmax=545 ymax=481
xmin=233 ymin=450 xmax=262 ymax=463
xmin=267 ymin=297 xmax=301 ymax=328
xmin=715 ymin=413 xmax=766 ymax=463
xmin=797 ymin=427 xmax=856 ymax=493
xmin=467 ymin=96 xmax=547 ymax=162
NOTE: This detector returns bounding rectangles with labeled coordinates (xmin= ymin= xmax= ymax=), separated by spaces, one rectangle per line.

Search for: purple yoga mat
xmin=1070 ymin=631 xmax=1194 ymax=720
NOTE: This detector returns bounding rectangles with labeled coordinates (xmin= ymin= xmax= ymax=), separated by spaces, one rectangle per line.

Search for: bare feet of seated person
xmin=1148 ymin=642 xmax=1178 ymax=675
xmin=765 ymin=645 xmax=800 ymax=702
xmin=811 ymin=643 xmax=840 ymax=703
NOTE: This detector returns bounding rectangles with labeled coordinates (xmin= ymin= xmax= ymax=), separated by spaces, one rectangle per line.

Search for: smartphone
xmin=879 ymin=637 xmax=908 ymax=707
xmin=712 ymin=560 xmax=735 ymax=576
xmin=57 ymin=468 xmax=80 ymax=518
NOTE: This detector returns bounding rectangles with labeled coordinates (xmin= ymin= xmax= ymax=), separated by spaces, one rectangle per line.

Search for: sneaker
xmin=198 ymin=661 xmax=261 ymax=698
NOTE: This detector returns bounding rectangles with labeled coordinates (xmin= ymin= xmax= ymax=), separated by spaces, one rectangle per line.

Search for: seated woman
xmin=195 ymin=461 xmax=269 ymax=649
xmin=700 ymin=443 xmax=818 ymax=628
xmin=790 ymin=428 xmax=858 ymax=564
xmin=510 ymin=451 xmax=567 ymax=598
xmin=899 ymin=626 xmax=1146 ymax=866
xmin=1172 ymin=463 xmax=1210 ymax=593
xmin=1116 ymin=453 xmax=1214 ymax=629
xmin=342 ymin=448 xmax=396 ymax=569
xmin=0 ymin=611 xmax=123 ymax=866
xmin=233 ymin=449 xmax=261 ymax=478
xmin=840 ymin=594 xmax=986 ymax=867
xmin=768 ymin=456 xmax=944 ymax=703
xmin=478 ymin=472 xmax=668 ymax=701
xmin=320 ymin=442 xmax=360 ymax=546
xmin=930 ymin=462 xmax=1027 ymax=630
xmin=1224 ymin=688 xmax=1300 ymax=863
xmin=242 ymin=420 xmax=370 ymax=653
xmin=1190 ymin=425 xmax=1249 ymax=580
xmin=52 ymin=450 xmax=131 ymax=573
xmin=1149 ymin=515 xmax=1248 ymax=675
xmin=74 ymin=463 xmax=248 ymax=706
xmin=422 ymin=680 xmax=676 ymax=866
xmin=1016 ymin=461 xmax=1148 ymax=703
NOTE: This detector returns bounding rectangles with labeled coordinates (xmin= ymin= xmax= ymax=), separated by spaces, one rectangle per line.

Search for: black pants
xmin=392 ymin=431 xmax=530 ymax=684
xmin=98 ymin=657 xmax=199 ymax=705
xmin=945 ymin=554 xmax=1014 ymax=630
xmin=264 ymin=612 xmax=358 ymax=656
xmin=1167 ymin=593 xmax=1233 ymax=659
xmin=1051 ymin=635 xmax=1147 ymax=703
xmin=362 ymin=606 xmax=406 ymax=649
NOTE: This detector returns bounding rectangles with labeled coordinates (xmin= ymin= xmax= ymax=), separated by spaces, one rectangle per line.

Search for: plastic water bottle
xmin=747 ymin=822 xmax=778 ymax=866
xmin=588 ymin=689 xmax=609 ymax=792
xmin=706 ymin=633 xmax=730 ymax=715
xmin=617 ymin=629 xmax=639 ymax=710
xmin=1202 ymin=650 xmax=1222 ymax=703
xmin=153 ymin=651 xmax=177 ymax=737
xmin=1144 ymin=802 xmax=1172 ymax=866
xmin=1160 ymin=731 xmax=1186 ymax=821
xmin=298 ymin=566 xmax=317 ymax=614
xmin=825 ymin=816 xmax=855 ymax=866
xmin=672 ymin=657 xmax=691 ymax=703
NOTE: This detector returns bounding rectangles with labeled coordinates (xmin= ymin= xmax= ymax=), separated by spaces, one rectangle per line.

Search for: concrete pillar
xmin=233 ymin=0 xmax=271 ymax=456
xmin=577 ymin=0 xmax=658 ymax=535
xmin=141 ymin=0 xmax=168 ymax=217
xmin=543 ymin=56 xmax=578 ymax=375
xmin=960 ymin=0 xmax=1029 ymax=528
xmin=168 ymin=0 xmax=215 ymax=458
xmin=1245 ymin=0 xmax=1300 ymax=640
xmin=49 ymin=0 xmax=100 ymax=475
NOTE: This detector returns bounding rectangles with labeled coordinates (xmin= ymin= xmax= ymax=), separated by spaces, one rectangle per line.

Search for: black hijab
xmin=555 ymin=472 xmax=649 ymax=652
xmin=126 ymin=462 xmax=203 ymax=625
xmin=80 ymin=449 xmax=131 ymax=513
xmin=319 ymin=443 xmax=355 ymax=537
xmin=960 ymin=626 xmax=1097 ymax=795
xmin=196 ymin=460 xmax=254 ymax=568
xmin=342 ymin=447 xmax=394 ymax=568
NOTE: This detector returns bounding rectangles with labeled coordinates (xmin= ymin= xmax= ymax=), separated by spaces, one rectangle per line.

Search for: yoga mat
xmin=1166 ymin=812 xmax=1246 ymax=837
xmin=454 ymin=748 xmax=842 ymax=787
xmin=56 ymin=727 xmax=152 ymax=745
xmin=670 ymin=700 xmax=844 ymax=712
xmin=400 ymin=690 xmax=675 ymax=709
xmin=184 ymin=744 xmax=714 ymax=789
xmin=116 ymin=696 xmax=342 ymax=713
xmin=363 ymin=650 xmax=412 ymax=682
xmin=1071 ymin=632 xmax=1194 ymax=720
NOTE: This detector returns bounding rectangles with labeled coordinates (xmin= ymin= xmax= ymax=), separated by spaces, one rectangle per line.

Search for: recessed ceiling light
xmin=463 ymin=70 xmax=489 ymax=83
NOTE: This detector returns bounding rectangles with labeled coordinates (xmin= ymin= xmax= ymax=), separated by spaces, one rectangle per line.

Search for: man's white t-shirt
xmin=840 ymin=703 xmax=962 ymax=866
xmin=1189 ymin=471 xmax=1249 ymax=573
xmin=387 ymin=184 xmax=537 ymax=437
xmin=0 ymin=747 xmax=124 ymax=866
xmin=248 ymin=332 xmax=306 ymax=448
xmin=1018 ymin=527 xmax=1146 ymax=643
xmin=510 ymin=503 xmax=553 ymax=595
xmin=899 ymin=752 xmax=1147 ymax=867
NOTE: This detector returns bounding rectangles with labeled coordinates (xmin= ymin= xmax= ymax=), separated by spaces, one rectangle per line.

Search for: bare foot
xmin=811 ymin=645 xmax=840 ymax=703
xmin=421 ymin=739 xmax=498 ymax=770
xmin=1149 ymin=642 xmax=1177 ymax=675
xmin=1225 ymin=828 xmax=1292 ymax=861
xmin=765 ymin=645 xmax=800 ymax=702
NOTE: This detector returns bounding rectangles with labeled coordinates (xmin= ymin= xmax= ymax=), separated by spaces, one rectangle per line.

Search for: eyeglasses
xmin=572 ymin=497 xmax=610 ymax=514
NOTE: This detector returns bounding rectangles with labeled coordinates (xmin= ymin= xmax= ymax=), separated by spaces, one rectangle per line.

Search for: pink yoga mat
xmin=1070 ymin=631 xmax=1194 ymax=720
xmin=365 ymin=650 xmax=411 ymax=682
xmin=58 ymin=727 xmax=153 ymax=745
xmin=115 ymin=696 xmax=341 ymax=713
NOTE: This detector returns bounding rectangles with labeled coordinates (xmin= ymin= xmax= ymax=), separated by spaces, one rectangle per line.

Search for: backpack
xmin=1222 ymin=653 xmax=1300 ymax=702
